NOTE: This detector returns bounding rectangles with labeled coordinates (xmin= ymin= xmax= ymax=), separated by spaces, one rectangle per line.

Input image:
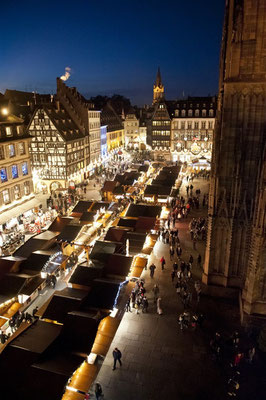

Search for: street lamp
xmin=1 ymin=108 xmax=8 ymax=116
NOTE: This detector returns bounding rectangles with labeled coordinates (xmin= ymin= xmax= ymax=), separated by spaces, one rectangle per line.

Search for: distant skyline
xmin=0 ymin=0 xmax=225 ymax=105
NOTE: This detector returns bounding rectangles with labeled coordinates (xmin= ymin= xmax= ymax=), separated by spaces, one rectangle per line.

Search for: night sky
xmin=0 ymin=0 xmax=225 ymax=105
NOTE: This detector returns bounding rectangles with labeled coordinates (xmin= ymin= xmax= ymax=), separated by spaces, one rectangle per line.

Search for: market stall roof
xmin=10 ymin=320 xmax=62 ymax=354
xmin=126 ymin=204 xmax=161 ymax=218
xmin=102 ymin=180 xmax=117 ymax=193
xmin=19 ymin=252 xmax=51 ymax=273
xmin=89 ymin=240 xmax=121 ymax=265
xmin=0 ymin=274 xmax=28 ymax=303
xmin=20 ymin=276 xmax=45 ymax=296
xmin=48 ymin=217 xmax=72 ymax=232
xmin=144 ymin=185 xmax=172 ymax=196
xmin=56 ymin=225 xmax=83 ymax=243
xmin=80 ymin=280 xmax=120 ymax=310
xmin=79 ymin=211 xmax=96 ymax=224
xmin=104 ymin=227 xmax=128 ymax=243
xmin=0 ymin=256 xmax=24 ymax=280
xmin=41 ymin=289 xmax=87 ymax=323
xmin=61 ymin=311 xmax=98 ymax=354
xmin=117 ymin=217 xmax=137 ymax=229
xmin=69 ymin=264 xmax=103 ymax=286
xmin=135 ymin=217 xmax=157 ymax=233
xmin=71 ymin=201 xmax=94 ymax=214
xmin=125 ymin=231 xmax=146 ymax=254
xmin=113 ymin=185 xmax=124 ymax=195
xmin=138 ymin=164 xmax=149 ymax=172
xmin=34 ymin=231 xmax=59 ymax=241
xmin=14 ymin=236 xmax=53 ymax=258
xmin=170 ymin=188 xmax=179 ymax=197
xmin=90 ymin=201 xmax=110 ymax=212
xmin=105 ymin=254 xmax=133 ymax=278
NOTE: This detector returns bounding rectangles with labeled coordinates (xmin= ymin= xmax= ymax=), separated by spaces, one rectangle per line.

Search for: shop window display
xmin=22 ymin=162 xmax=28 ymax=175
xmin=1 ymin=167 xmax=8 ymax=182
xmin=24 ymin=181 xmax=30 ymax=195
xmin=14 ymin=185 xmax=21 ymax=200
xmin=2 ymin=189 xmax=10 ymax=204
xmin=12 ymin=165 xmax=19 ymax=179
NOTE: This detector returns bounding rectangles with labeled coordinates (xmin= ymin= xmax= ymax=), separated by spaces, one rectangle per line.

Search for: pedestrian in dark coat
xmin=112 ymin=348 xmax=122 ymax=370
xmin=171 ymin=270 xmax=176 ymax=283
xmin=160 ymin=256 xmax=166 ymax=270
xmin=149 ymin=263 xmax=156 ymax=277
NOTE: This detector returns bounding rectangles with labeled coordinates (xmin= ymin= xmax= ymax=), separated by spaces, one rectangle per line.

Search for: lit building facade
xmin=101 ymin=103 xmax=124 ymax=153
xmin=170 ymin=97 xmax=216 ymax=163
xmin=124 ymin=108 xmax=139 ymax=149
xmin=146 ymin=100 xmax=171 ymax=161
xmin=28 ymin=103 xmax=86 ymax=192
xmin=88 ymin=110 xmax=101 ymax=164
xmin=0 ymin=110 xmax=33 ymax=211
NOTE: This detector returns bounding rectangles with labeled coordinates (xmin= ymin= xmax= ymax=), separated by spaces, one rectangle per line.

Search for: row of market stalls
xmin=0 ymin=162 xmax=174 ymax=399
xmin=60 ymin=201 xmax=163 ymax=400
xmin=143 ymin=164 xmax=181 ymax=204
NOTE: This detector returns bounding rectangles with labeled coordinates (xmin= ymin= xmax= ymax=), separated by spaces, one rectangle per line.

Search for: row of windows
xmin=173 ymin=121 xmax=214 ymax=130
xmin=175 ymin=109 xmax=214 ymax=117
xmin=176 ymin=103 xmax=213 ymax=108
xmin=0 ymin=142 xmax=26 ymax=160
xmin=2 ymin=125 xmax=24 ymax=137
xmin=174 ymin=134 xmax=212 ymax=141
xmin=152 ymin=130 xmax=170 ymax=136
xmin=152 ymin=120 xmax=171 ymax=126
xmin=125 ymin=122 xmax=138 ymax=127
xmin=0 ymin=162 xmax=29 ymax=183
xmin=152 ymin=141 xmax=170 ymax=147
xmin=1 ymin=182 xmax=31 ymax=205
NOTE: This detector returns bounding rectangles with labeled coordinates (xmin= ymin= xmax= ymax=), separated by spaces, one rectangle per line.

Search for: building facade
xmin=203 ymin=0 xmax=266 ymax=316
xmin=101 ymin=103 xmax=124 ymax=154
xmin=0 ymin=108 xmax=33 ymax=211
xmin=124 ymin=108 xmax=139 ymax=149
xmin=170 ymin=97 xmax=216 ymax=163
xmin=146 ymin=100 xmax=171 ymax=160
xmin=28 ymin=103 xmax=86 ymax=192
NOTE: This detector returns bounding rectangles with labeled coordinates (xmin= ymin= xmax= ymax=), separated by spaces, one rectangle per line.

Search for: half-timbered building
xmin=28 ymin=102 xmax=86 ymax=193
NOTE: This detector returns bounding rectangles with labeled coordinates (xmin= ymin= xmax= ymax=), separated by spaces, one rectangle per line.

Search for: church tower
xmin=203 ymin=0 xmax=266 ymax=316
xmin=153 ymin=67 xmax=164 ymax=104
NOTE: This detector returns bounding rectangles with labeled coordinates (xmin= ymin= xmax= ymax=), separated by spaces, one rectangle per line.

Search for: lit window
xmin=195 ymin=109 xmax=199 ymax=116
xmin=194 ymin=122 xmax=199 ymax=129
xmin=9 ymin=144 xmax=15 ymax=157
xmin=14 ymin=185 xmax=21 ymax=200
xmin=175 ymin=110 xmax=179 ymax=117
xmin=201 ymin=121 xmax=206 ymax=129
xmin=2 ymin=189 xmax=10 ymax=204
xmin=12 ymin=165 xmax=18 ymax=179
xmin=202 ymin=109 xmax=207 ymax=116
xmin=6 ymin=127 xmax=12 ymax=136
xmin=0 ymin=168 xmax=8 ymax=183
xmin=188 ymin=109 xmax=193 ymax=117
xmin=22 ymin=162 xmax=28 ymax=175
xmin=24 ymin=181 xmax=30 ymax=195
xmin=0 ymin=146 xmax=4 ymax=160
xmin=181 ymin=110 xmax=186 ymax=117
xmin=18 ymin=142 xmax=26 ymax=155
xmin=209 ymin=109 xmax=214 ymax=117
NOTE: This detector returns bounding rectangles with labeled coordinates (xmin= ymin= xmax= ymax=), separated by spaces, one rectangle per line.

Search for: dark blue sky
xmin=0 ymin=0 xmax=225 ymax=105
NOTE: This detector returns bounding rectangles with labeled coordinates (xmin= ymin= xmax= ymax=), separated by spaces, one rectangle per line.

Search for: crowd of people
xmin=127 ymin=279 xmax=149 ymax=315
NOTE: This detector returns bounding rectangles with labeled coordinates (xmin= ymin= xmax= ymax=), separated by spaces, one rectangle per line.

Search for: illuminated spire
xmin=155 ymin=67 xmax=163 ymax=87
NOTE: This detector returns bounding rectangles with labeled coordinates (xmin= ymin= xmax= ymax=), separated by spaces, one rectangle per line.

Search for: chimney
xmin=56 ymin=100 xmax=60 ymax=111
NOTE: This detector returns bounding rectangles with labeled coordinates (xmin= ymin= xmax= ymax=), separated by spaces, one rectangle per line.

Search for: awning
xmin=0 ymin=196 xmax=42 ymax=226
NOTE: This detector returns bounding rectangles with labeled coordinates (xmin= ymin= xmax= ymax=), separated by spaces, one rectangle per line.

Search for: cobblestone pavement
xmin=92 ymin=177 xmax=265 ymax=400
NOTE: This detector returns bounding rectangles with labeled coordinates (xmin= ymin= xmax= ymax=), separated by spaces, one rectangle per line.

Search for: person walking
xmin=157 ymin=297 xmax=163 ymax=315
xmin=152 ymin=284 xmax=159 ymax=303
xmin=125 ymin=298 xmax=131 ymax=312
xmin=197 ymin=254 xmax=202 ymax=268
xmin=94 ymin=382 xmax=103 ymax=400
xmin=142 ymin=296 xmax=149 ymax=313
xmin=169 ymin=246 xmax=175 ymax=260
xmin=149 ymin=263 xmax=156 ymax=278
xmin=112 ymin=348 xmax=122 ymax=370
xmin=171 ymin=270 xmax=176 ymax=283
xmin=160 ymin=256 xmax=166 ymax=270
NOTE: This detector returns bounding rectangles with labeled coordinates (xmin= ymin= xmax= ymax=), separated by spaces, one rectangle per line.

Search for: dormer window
xmin=202 ymin=109 xmax=207 ymax=117
xmin=188 ymin=109 xmax=193 ymax=117
xmin=175 ymin=110 xmax=179 ymax=117
xmin=181 ymin=110 xmax=186 ymax=117
xmin=195 ymin=109 xmax=199 ymax=116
